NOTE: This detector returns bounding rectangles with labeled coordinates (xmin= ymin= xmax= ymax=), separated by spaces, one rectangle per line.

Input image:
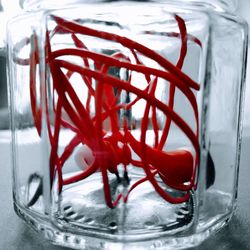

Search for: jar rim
xmin=20 ymin=0 xmax=238 ymax=12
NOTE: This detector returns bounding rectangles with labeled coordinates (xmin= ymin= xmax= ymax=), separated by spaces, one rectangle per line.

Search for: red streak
xmin=52 ymin=15 xmax=200 ymax=90
xmin=21 ymin=14 xmax=202 ymax=208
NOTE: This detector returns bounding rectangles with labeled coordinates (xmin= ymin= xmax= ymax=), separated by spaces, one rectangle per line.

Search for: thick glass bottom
xmin=15 ymin=174 xmax=234 ymax=249
xmin=51 ymin=173 xmax=195 ymax=241
xmin=14 ymin=201 xmax=231 ymax=250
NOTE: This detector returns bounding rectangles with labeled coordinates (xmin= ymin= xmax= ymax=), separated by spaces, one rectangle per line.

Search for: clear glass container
xmin=7 ymin=0 xmax=248 ymax=249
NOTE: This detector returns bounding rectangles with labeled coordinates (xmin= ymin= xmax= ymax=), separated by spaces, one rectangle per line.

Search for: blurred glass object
xmin=238 ymin=0 xmax=250 ymax=128
xmin=0 ymin=0 xmax=21 ymax=129
xmin=0 ymin=0 xmax=8 ymax=129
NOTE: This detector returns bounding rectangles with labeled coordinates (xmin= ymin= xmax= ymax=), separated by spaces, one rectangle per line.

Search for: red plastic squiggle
xmin=15 ymin=14 xmax=202 ymax=208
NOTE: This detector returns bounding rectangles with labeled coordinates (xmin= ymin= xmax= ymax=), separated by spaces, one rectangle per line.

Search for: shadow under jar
xmin=7 ymin=0 xmax=248 ymax=249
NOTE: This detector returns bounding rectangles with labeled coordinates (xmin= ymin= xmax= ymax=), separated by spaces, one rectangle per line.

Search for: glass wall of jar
xmin=7 ymin=0 xmax=248 ymax=249
xmin=238 ymin=0 xmax=250 ymax=129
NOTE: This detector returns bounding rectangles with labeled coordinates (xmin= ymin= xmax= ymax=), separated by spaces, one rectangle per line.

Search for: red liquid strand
xmin=16 ymin=14 xmax=202 ymax=208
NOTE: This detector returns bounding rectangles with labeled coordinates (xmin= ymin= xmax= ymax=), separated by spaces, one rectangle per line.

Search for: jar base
xmin=51 ymin=172 xmax=195 ymax=240
xmin=14 ymin=194 xmax=231 ymax=250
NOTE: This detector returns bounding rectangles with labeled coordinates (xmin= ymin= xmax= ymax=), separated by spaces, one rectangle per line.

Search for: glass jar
xmin=7 ymin=0 xmax=248 ymax=249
